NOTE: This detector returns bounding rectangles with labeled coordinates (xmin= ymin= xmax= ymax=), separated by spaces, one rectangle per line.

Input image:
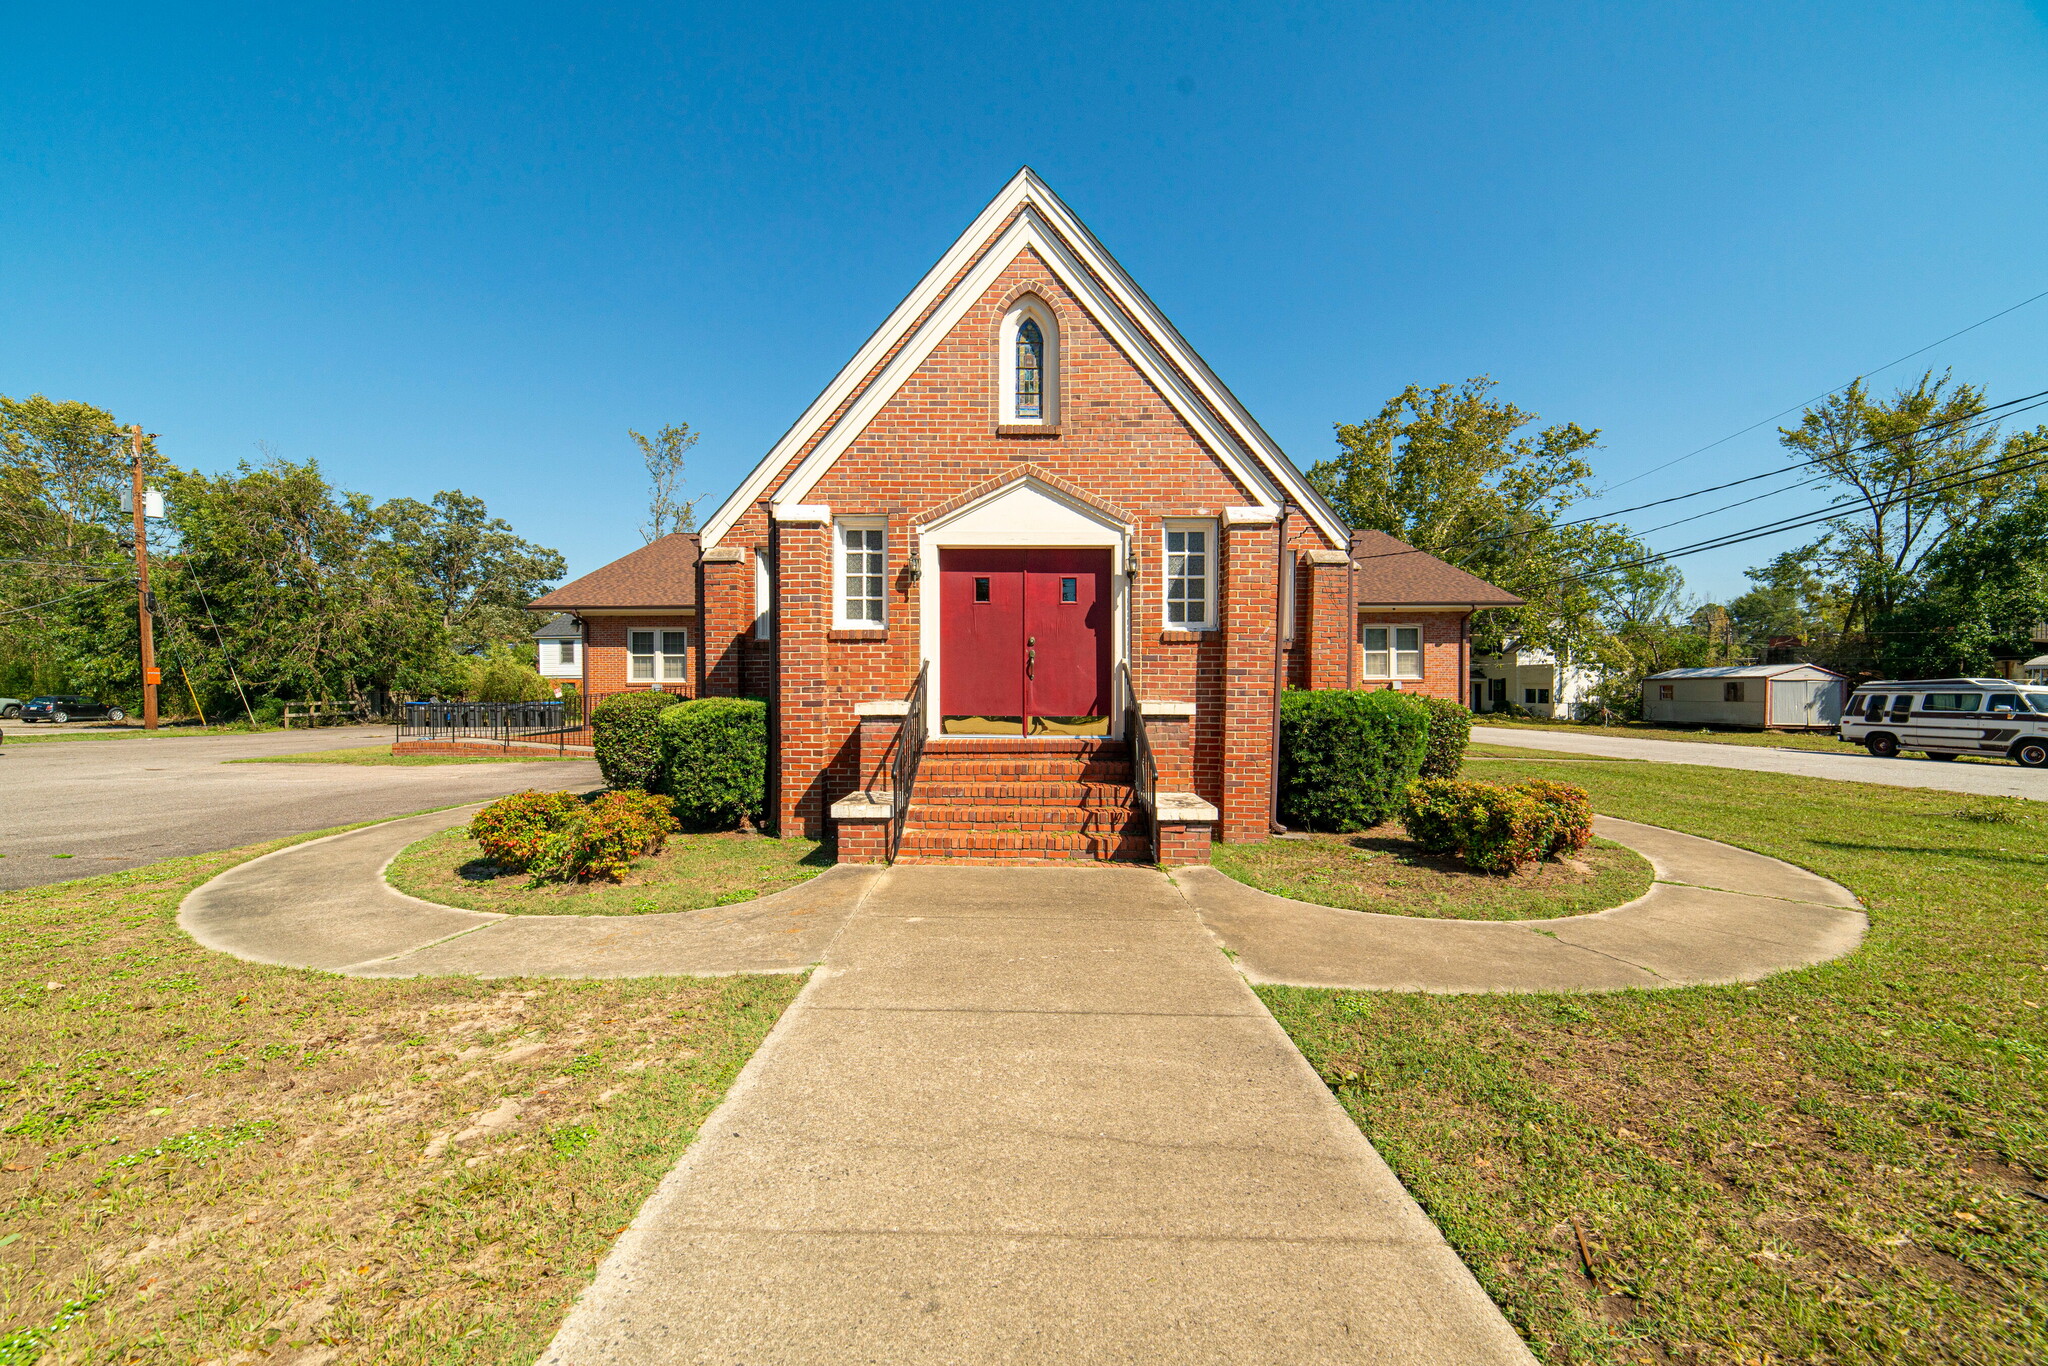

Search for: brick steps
xmin=893 ymin=740 xmax=1148 ymax=863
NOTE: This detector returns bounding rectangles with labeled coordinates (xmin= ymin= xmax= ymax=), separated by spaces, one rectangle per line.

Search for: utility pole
xmin=130 ymin=425 xmax=159 ymax=730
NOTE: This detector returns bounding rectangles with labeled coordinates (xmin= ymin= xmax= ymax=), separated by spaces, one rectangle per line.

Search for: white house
xmin=533 ymin=612 xmax=583 ymax=693
xmin=1470 ymin=648 xmax=1598 ymax=719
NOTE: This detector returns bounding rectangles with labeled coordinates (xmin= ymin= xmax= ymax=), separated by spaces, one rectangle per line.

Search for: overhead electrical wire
xmin=1603 ymin=284 xmax=2048 ymax=493
xmin=1556 ymin=438 xmax=2048 ymax=587
xmin=1348 ymin=386 xmax=2048 ymax=564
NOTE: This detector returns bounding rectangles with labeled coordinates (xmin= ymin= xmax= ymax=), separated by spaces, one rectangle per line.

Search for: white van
xmin=1838 ymin=678 xmax=2048 ymax=767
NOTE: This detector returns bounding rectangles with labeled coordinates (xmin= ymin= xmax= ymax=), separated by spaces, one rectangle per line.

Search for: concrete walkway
xmin=179 ymin=807 xmax=878 ymax=978
xmin=539 ymin=865 xmax=1536 ymax=1365
xmin=1473 ymin=725 xmax=2048 ymax=801
xmin=1174 ymin=816 xmax=1866 ymax=992
xmin=175 ymin=808 xmax=1867 ymax=1362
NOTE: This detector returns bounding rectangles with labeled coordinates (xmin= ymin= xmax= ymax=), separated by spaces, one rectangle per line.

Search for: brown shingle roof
xmin=1350 ymin=530 xmax=1524 ymax=608
xmin=529 ymin=533 xmax=699 ymax=611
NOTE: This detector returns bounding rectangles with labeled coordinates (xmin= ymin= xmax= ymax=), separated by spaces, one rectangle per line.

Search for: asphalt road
xmin=0 ymin=725 xmax=600 ymax=892
xmin=1473 ymin=726 xmax=2048 ymax=801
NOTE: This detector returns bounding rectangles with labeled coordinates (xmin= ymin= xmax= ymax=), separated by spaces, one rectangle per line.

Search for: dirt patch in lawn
xmin=1210 ymin=826 xmax=1653 ymax=920
xmin=386 ymin=826 xmax=832 ymax=916
xmin=0 ymin=834 xmax=802 ymax=1365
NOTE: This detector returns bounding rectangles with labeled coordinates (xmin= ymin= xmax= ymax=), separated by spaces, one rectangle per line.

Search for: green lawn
xmin=387 ymin=826 xmax=831 ymax=915
xmin=1476 ymin=716 xmax=1855 ymax=752
xmin=1265 ymin=760 xmax=2048 ymax=1364
xmin=0 ymin=832 xmax=801 ymax=1363
xmin=1212 ymin=829 xmax=1652 ymax=921
xmin=228 ymin=744 xmax=587 ymax=766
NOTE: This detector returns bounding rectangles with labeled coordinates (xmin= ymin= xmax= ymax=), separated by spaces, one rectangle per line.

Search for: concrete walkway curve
xmin=1174 ymin=815 xmax=1867 ymax=993
xmin=178 ymin=805 xmax=880 ymax=979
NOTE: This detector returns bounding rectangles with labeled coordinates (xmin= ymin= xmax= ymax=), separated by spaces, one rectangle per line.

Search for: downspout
xmin=1269 ymin=503 xmax=1293 ymax=835
xmin=1345 ymin=539 xmax=1357 ymax=690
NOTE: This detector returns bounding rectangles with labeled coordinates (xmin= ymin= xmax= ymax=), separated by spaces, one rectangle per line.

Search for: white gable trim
xmin=701 ymin=169 xmax=1348 ymax=548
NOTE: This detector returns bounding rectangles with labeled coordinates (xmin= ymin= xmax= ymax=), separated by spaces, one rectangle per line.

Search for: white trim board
xmin=700 ymin=168 xmax=1348 ymax=548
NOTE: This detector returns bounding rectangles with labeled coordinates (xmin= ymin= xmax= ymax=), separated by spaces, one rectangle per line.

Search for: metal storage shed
xmin=1642 ymin=664 xmax=1847 ymax=730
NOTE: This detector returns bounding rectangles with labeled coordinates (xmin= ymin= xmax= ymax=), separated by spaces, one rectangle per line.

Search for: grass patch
xmin=2 ymin=722 xmax=304 ymax=745
xmin=1265 ymin=759 xmax=2048 ymax=1364
xmin=1466 ymin=744 xmax=1645 ymax=762
xmin=0 ymin=836 xmax=801 ymax=1363
xmin=228 ymin=745 xmax=589 ymax=767
xmin=1212 ymin=829 xmax=1652 ymax=921
xmin=387 ymin=826 xmax=831 ymax=915
xmin=1474 ymin=717 xmax=1858 ymax=752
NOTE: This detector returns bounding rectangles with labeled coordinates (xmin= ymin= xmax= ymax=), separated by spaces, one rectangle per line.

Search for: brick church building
xmin=531 ymin=170 xmax=1518 ymax=864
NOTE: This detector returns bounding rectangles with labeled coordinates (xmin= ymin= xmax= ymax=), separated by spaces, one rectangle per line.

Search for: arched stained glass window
xmin=1015 ymin=317 xmax=1044 ymax=420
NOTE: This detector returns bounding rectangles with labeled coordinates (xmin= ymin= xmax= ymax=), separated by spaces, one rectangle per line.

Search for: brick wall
xmin=1351 ymin=610 xmax=1471 ymax=704
xmin=582 ymin=615 xmax=699 ymax=698
xmin=699 ymin=240 xmax=1350 ymax=842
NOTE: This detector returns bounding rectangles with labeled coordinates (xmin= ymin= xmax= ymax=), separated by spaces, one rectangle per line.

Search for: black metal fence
xmin=397 ymin=699 xmax=575 ymax=746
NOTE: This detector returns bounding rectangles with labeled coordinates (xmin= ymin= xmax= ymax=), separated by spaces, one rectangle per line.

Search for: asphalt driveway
xmin=0 ymin=725 xmax=598 ymax=891
xmin=1473 ymin=726 xmax=2048 ymax=800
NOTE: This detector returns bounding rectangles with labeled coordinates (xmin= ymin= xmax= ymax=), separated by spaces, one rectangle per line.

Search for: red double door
xmin=938 ymin=548 xmax=1112 ymax=736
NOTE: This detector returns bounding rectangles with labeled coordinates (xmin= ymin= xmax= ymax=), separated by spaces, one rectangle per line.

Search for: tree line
xmin=1308 ymin=372 xmax=2048 ymax=712
xmin=0 ymin=395 xmax=568 ymax=721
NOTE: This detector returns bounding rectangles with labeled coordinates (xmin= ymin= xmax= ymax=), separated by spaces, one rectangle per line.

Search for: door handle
xmin=1027 ymin=646 xmax=1035 ymax=679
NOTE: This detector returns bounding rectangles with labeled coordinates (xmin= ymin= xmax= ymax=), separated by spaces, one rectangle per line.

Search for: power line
xmin=1604 ymin=285 xmax=2048 ymax=492
xmin=0 ymin=580 xmax=127 ymax=620
xmin=1561 ymin=440 xmax=2048 ymax=586
xmin=1350 ymin=386 xmax=2048 ymax=564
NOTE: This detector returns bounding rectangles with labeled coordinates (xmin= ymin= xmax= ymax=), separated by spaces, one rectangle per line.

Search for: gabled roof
xmin=1350 ymin=530 xmax=1524 ymax=608
xmin=529 ymin=533 xmax=699 ymax=612
xmin=531 ymin=612 xmax=580 ymax=639
xmin=699 ymin=168 xmax=1349 ymax=548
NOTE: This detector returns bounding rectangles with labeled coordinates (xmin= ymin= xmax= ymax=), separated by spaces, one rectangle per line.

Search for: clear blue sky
xmin=6 ymin=2 xmax=2046 ymax=598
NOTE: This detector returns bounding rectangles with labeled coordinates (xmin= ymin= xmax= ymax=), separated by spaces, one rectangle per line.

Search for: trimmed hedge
xmin=468 ymin=790 xmax=580 ymax=871
xmin=1399 ymin=777 xmax=1595 ymax=875
xmin=592 ymin=690 xmax=685 ymax=790
xmin=658 ymin=697 xmax=768 ymax=830
xmin=1277 ymin=689 xmax=1429 ymax=832
xmin=470 ymin=788 xmax=678 ymax=884
xmin=1415 ymin=694 xmax=1472 ymax=780
xmin=527 ymin=789 xmax=679 ymax=883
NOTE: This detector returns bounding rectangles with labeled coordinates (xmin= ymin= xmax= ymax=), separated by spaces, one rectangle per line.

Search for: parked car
xmin=0 ymin=696 xmax=20 ymax=719
xmin=18 ymin=695 xmax=128 ymax=724
xmin=1838 ymin=677 xmax=2048 ymax=767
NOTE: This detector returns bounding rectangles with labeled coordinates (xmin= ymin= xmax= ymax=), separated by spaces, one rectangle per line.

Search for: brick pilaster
xmin=1219 ymin=520 xmax=1277 ymax=843
xmin=1302 ymin=551 xmax=1352 ymax=691
xmin=774 ymin=520 xmax=834 ymax=837
xmin=698 ymin=550 xmax=751 ymax=698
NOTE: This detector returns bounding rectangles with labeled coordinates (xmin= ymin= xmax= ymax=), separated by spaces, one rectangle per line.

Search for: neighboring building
xmin=2025 ymin=655 xmax=2048 ymax=685
xmin=528 ymin=532 xmax=701 ymax=699
xmin=526 ymin=170 xmax=1517 ymax=864
xmin=1346 ymin=530 xmax=1522 ymax=706
xmin=1469 ymin=648 xmax=1597 ymax=719
xmin=1642 ymin=664 xmax=1846 ymax=730
xmin=532 ymin=613 xmax=583 ymax=692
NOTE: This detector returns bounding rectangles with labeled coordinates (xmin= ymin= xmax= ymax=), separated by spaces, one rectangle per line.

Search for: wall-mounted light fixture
xmin=907 ymin=543 xmax=923 ymax=583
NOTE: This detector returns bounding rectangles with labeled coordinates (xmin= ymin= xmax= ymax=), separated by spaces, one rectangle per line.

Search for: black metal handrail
xmin=887 ymin=663 xmax=930 ymax=862
xmin=1118 ymin=662 xmax=1160 ymax=861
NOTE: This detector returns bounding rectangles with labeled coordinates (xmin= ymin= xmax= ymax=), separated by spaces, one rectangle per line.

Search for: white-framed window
xmin=557 ymin=639 xmax=577 ymax=665
xmin=1524 ymin=687 xmax=1550 ymax=705
xmin=834 ymin=518 xmax=887 ymax=628
xmin=753 ymin=548 xmax=772 ymax=641
xmin=999 ymin=297 xmax=1059 ymax=425
xmin=629 ymin=630 xmax=686 ymax=683
xmin=1362 ymin=623 xmax=1423 ymax=679
xmin=1163 ymin=519 xmax=1216 ymax=628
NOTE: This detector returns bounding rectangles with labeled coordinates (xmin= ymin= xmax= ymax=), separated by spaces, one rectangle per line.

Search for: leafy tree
xmin=1776 ymin=372 xmax=2048 ymax=640
xmin=1869 ymin=486 xmax=2048 ymax=679
xmin=1723 ymin=550 xmax=1844 ymax=656
xmin=632 ymin=423 xmax=700 ymax=542
xmin=379 ymin=490 xmax=567 ymax=652
xmin=1309 ymin=376 xmax=1663 ymax=663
